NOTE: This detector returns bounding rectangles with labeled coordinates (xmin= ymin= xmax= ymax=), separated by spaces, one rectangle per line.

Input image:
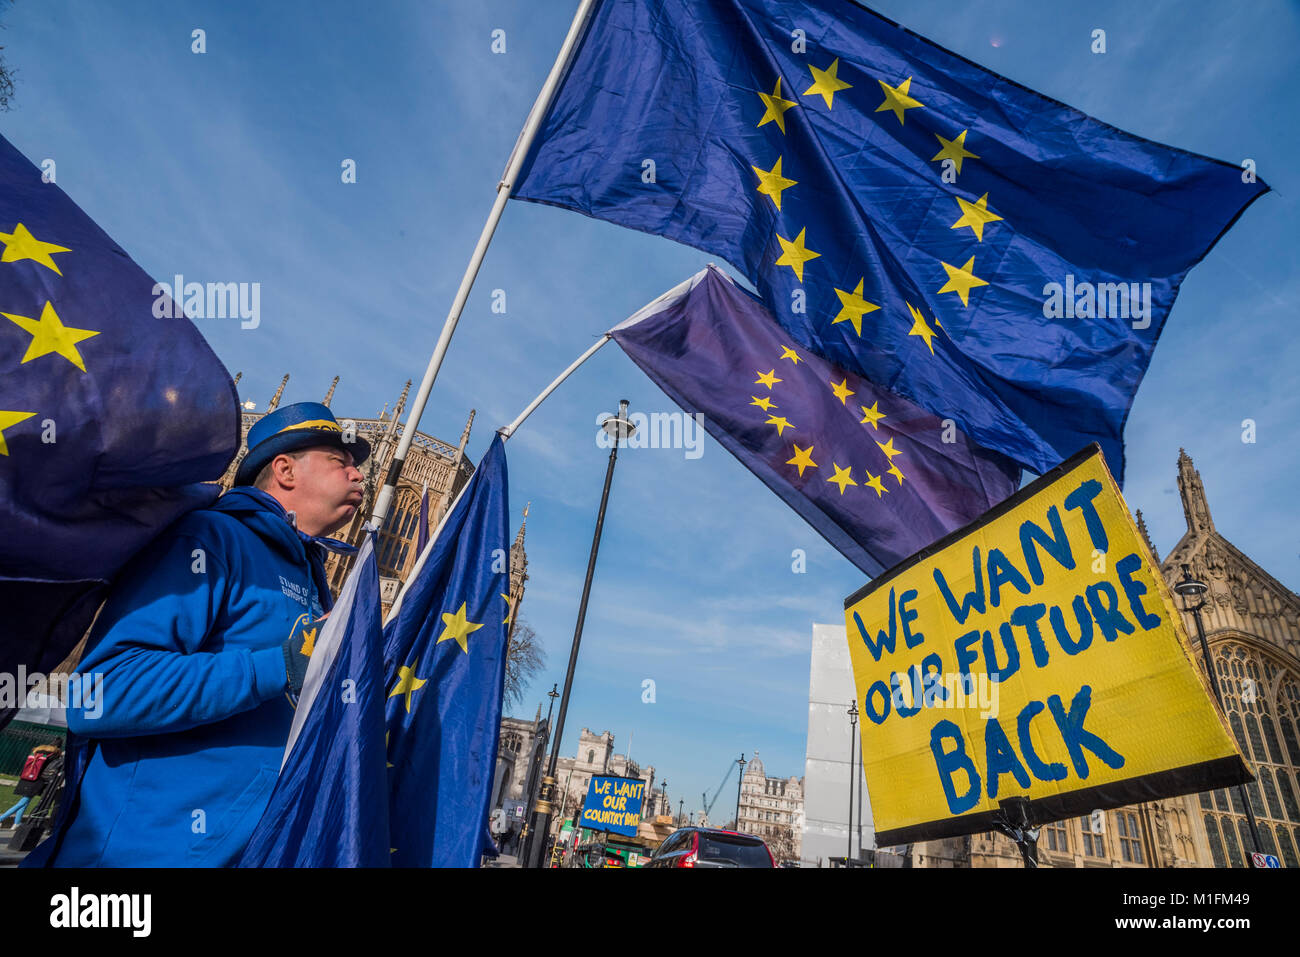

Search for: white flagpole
xmin=383 ymin=334 xmax=613 ymax=625
xmin=370 ymin=0 xmax=601 ymax=529
xmin=499 ymin=335 xmax=611 ymax=439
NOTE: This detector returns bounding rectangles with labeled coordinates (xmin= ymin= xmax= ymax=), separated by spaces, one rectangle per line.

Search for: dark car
xmin=646 ymin=826 xmax=776 ymax=868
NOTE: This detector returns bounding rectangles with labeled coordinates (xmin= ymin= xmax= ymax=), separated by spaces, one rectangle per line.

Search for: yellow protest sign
xmin=843 ymin=445 xmax=1250 ymax=845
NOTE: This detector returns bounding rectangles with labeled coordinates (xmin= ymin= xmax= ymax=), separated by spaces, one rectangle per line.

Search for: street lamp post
xmin=678 ymin=798 xmax=684 ymax=827
xmin=519 ymin=683 xmax=560 ymax=864
xmin=847 ymin=701 xmax=858 ymax=865
xmin=1174 ymin=564 xmax=1264 ymax=861
xmin=734 ymin=754 xmax=747 ymax=831
xmin=525 ymin=400 xmax=635 ymax=868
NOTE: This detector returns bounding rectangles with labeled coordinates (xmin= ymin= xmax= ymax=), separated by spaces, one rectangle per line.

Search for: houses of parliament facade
xmin=916 ymin=451 xmax=1300 ymax=868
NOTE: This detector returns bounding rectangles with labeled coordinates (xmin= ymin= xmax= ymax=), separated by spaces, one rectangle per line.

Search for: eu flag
xmin=0 ymin=134 xmax=238 ymax=682
xmin=238 ymin=535 xmax=390 ymax=867
xmin=612 ymin=266 xmax=1020 ymax=576
xmin=514 ymin=0 xmax=1269 ymax=481
xmin=382 ymin=436 xmax=511 ymax=867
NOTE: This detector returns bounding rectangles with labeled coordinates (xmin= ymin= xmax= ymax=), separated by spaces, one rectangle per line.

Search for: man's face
xmin=291 ymin=445 xmax=364 ymax=535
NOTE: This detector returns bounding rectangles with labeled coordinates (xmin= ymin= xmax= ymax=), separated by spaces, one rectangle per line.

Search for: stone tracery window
xmin=377 ymin=487 xmax=421 ymax=579
xmin=1199 ymin=639 xmax=1300 ymax=868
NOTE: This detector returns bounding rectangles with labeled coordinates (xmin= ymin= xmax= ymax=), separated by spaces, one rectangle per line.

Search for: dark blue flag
xmin=611 ymin=266 xmax=1020 ymax=576
xmin=515 ymin=0 xmax=1269 ymax=481
xmin=0 ymin=133 xmax=238 ymax=677
xmin=238 ymin=535 xmax=390 ymax=867
xmin=382 ymin=436 xmax=510 ymax=867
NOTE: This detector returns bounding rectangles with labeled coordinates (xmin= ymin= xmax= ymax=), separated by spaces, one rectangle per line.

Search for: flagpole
xmin=369 ymin=0 xmax=600 ymax=529
xmin=499 ymin=335 xmax=611 ymax=439
xmin=383 ymin=335 xmax=612 ymax=624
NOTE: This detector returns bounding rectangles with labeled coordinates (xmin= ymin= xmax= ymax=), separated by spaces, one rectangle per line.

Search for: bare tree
xmin=502 ymin=617 xmax=545 ymax=709
xmin=768 ymin=824 xmax=798 ymax=863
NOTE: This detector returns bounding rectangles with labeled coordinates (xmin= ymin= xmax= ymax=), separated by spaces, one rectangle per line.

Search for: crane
xmin=701 ymin=760 xmax=739 ymax=824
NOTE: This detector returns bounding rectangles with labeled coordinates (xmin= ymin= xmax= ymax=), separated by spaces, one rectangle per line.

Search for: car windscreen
xmin=697 ymin=834 xmax=772 ymax=867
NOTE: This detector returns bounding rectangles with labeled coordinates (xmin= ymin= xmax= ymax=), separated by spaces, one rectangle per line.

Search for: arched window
xmin=587 ymin=750 xmax=595 ymax=765
xmin=1198 ymin=639 xmax=1300 ymax=868
xmin=377 ymin=487 xmax=422 ymax=579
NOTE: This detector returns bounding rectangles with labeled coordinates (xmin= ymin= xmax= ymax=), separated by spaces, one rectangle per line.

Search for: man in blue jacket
xmin=26 ymin=402 xmax=371 ymax=867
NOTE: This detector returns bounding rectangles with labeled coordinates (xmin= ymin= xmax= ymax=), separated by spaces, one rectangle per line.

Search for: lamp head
xmin=600 ymin=399 xmax=636 ymax=440
xmin=1173 ymin=562 xmax=1208 ymax=598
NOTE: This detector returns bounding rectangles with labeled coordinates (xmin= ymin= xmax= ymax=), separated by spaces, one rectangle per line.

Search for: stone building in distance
xmin=915 ymin=450 xmax=1300 ymax=868
xmin=737 ymin=756 xmax=804 ymax=862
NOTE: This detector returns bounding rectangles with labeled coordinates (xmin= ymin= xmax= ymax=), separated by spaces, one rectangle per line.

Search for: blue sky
xmin=3 ymin=0 xmax=1296 ymax=823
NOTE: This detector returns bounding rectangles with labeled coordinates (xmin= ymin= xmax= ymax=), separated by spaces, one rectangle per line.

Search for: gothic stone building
xmin=220 ymin=373 xmax=528 ymax=617
xmin=916 ymin=450 xmax=1300 ymax=868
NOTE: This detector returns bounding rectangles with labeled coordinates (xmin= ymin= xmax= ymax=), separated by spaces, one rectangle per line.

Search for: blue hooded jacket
xmin=26 ymin=487 xmax=340 ymax=867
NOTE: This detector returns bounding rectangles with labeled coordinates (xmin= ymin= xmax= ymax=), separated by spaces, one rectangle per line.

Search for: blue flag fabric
xmin=612 ymin=266 xmax=1020 ymax=577
xmin=382 ymin=436 xmax=510 ymax=867
xmin=514 ymin=0 xmax=1269 ymax=481
xmin=0 ymin=133 xmax=238 ymax=677
xmin=238 ymin=534 xmax=390 ymax=868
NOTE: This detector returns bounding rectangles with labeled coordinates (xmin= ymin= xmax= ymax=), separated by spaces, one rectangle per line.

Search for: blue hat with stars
xmin=234 ymin=401 xmax=371 ymax=486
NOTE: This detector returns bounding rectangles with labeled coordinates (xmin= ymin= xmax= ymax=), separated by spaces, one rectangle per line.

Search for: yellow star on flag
xmin=765 ymin=414 xmax=794 ymax=436
xmin=875 ymin=437 xmax=901 ymax=459
xmin=826 ymin=463 xmax=857 ymax=495
xmin=501 ymin=592 xmax=514 ymax=625
xmin=803 ymin=58 xmax=852 ymax=109
xmin=0 ymin=223 xmax=71 ymax=274
xmin=787 ymin=443 xmax=818 ymax=477
xmin=754 ymin=369 xmax=783 ymax=390
xmin=875 ymin=76 xmax=923 ymax=124
xmin=774 ymin=227 xmax=820 ymax=282
xmin=752 ymin=156 xmax=797 ymax=211
xmin=864 ymin=470 xmax=888 ymax=497
xmin=3 ymin=302 xmax=100 ymax=372
xmin=931 ymin=130 xmax=979 ymax=175
xmin=779 ymin=346 xmax=801 ymax=364
xmin=859 ymin=402 xmax=886 ymax=430
xmin=757 ymin=77 xmax=798 ymax=134
xmin=951 ymin=193 xmax=1003 ymax=242
xmin=831 ymin=278 xmax=880 ymax=337
xmin=388 ymin=660 xmax=428 ymax=713
xmin=938 ymin=256 xmax=989 ymax=307
xmin=0 ymin=410 xmax=37 ymax=457
xmin=888 ymin=463 xmax=906 ymax=486
xmin=906 ymin=302 xmax=939 ymax=355
xmin=750 ymin=395 xmax=777 ymax=411
xmin=829 ymin=377 xmax=855 ymax=404
xmin=437 ymin=601 xmax=485 ymax=654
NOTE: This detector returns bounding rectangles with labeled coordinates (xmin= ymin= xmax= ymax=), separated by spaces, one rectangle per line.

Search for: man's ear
xmin=270 ymin=452 xmax=298 ymax=488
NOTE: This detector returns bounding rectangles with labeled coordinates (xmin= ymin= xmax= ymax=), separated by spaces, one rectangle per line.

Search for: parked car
xmin=646 ymin=826 xmax=775 ymax=868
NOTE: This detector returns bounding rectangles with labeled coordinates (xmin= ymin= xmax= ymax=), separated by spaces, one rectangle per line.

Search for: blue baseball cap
xmin=234 ymin=401 xmax=371 ymax=486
